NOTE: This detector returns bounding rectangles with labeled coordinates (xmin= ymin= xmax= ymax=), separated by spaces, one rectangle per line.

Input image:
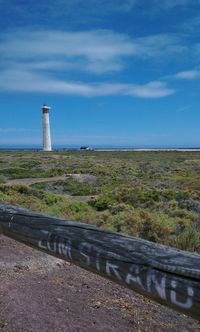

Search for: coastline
xmin=0 ymin=147 xmax=200 ymax=152
xmin=96 ymin=148 xmax=200 ymax=152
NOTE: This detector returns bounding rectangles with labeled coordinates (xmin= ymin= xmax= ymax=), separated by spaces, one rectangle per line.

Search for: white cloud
xmin=0 ymin=30 xmax=188 ymax=76
xmin=0 ymin=30 xmax=137 ymax=76
xmin=0 ymin=30 xmax=135 ymax=62
xmin=165 ymin=67 xmax=200 ymax=81
xmin=0 ymin=68 xmax=174 ymax=98
xmin=124 ymin=81 xmax=174 ymax=98
xmin=174 ymin=70 xmax=200 ymax=79
xmin=0 ymin=29 xmax=177 ymax=98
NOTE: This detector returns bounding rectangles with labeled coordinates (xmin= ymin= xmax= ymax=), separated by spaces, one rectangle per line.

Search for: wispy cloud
xmin=0 ymin=29 xmax=176 ymax=98
xmin=0 ymin=128 xmax=39 ymax=133
xmin=124 ymin=81 xmax=174 ymax=98
xmin=174 ymin=69 xmax=200 ymax=79
xmin=141 ymin=0 xmax=200 ymax=14
xmin=129 ymin=0 xmax=200 ymax=16
xmin=0 ymin=69 xmax=174 ymax=98
xmin=1 ymin=0 xmax=199 ymax=24
xmin=181 ymin=14 xmax=200 ymax=33
xmin=0 ymin=30 xmax=136 ymax=75
xmin=1 ymin=0 xmax=137 ymax=19
xmin=152 ymin=0 xmax=200 ymax=9
xmin=0 ymin=30 xmax=187 ymax=74
xmin=176 ymin=105 xmax=192 ymax=112
xmin=0 ymin=1 xmax=138 ymax=34
xmin=1 ymin=30 xmax=135 ymax=61
xmin=0 ymin=138 xmax=41 ymax=145
xmin=165 ymin=67 xmax=200 ymax=81
xmin=195 ymin=43 xmax=200 ymax=56
xmin=0 ymin=30 xmax=188 ymax=74
xmin=134 ymin=34 xmax=186 ymax=58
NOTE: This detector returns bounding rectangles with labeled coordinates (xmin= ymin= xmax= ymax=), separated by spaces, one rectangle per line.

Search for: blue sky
xmin=0 ymin=0 xmax=200 ymax=147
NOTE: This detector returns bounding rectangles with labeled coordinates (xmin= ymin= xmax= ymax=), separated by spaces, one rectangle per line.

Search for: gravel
xmin=0 ymin=235 xmax=199 ymax=332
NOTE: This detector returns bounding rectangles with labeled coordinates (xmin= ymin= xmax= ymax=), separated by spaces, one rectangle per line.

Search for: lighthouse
xmin=42 ymin=104 xmax=52 ymax=151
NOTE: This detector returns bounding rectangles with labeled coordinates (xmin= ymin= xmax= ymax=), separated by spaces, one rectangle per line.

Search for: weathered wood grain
xmin=0 ymin=204 xmax=199 ymax=321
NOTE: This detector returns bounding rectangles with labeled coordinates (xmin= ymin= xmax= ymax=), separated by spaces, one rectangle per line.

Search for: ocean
xmin=0 ymin=145 xmax=200 ymax=151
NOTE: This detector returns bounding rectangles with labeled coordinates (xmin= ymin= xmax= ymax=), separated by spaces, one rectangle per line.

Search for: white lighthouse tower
xmin=42 ymin=104 xmax=52 ymax=151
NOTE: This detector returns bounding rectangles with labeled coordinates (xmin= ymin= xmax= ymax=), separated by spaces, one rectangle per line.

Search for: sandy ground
xmin=0 ymin=235 xmax=199 ymax=332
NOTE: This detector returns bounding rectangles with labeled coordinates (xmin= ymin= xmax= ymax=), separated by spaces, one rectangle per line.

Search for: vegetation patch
xmin=0 ymin=150 xmax=200 ymax=253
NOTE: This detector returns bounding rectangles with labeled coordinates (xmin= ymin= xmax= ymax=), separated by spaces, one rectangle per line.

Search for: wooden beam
xmin=0 ymin=204 xmax=199 ymax=321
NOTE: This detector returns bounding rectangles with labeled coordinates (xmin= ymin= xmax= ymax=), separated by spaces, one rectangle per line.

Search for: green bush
xmin=174 ymin=226 xmax=200 ymax=252
xmin=63 ymin=179 xmax=96 ymax=196
xmin=90 ymin=194 xmax=117 ymax=211
xmin=0 ymin=175 xmax=6 ymax=184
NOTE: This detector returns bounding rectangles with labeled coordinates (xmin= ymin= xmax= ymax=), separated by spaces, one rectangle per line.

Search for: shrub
xmin=90 ymin=194 xmax=117 ymax=211
xmin=174 ymin=226 xmax=200 ymax=252
xmin=0 ymin=175 xmax=6 ymax=184
xmin=63 ymin=179 xmax=96 ymax=196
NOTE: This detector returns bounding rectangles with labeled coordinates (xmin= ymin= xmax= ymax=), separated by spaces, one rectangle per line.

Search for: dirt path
xmin=6 ymin=175 xmax=68 ymax=186
xmin=6 ymin=174 xmax=97 ymax=187
xmin=0 ymin=235 xmax=199 ymax=332
xmin=5 ymin=174 xmax=97 ymax=202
